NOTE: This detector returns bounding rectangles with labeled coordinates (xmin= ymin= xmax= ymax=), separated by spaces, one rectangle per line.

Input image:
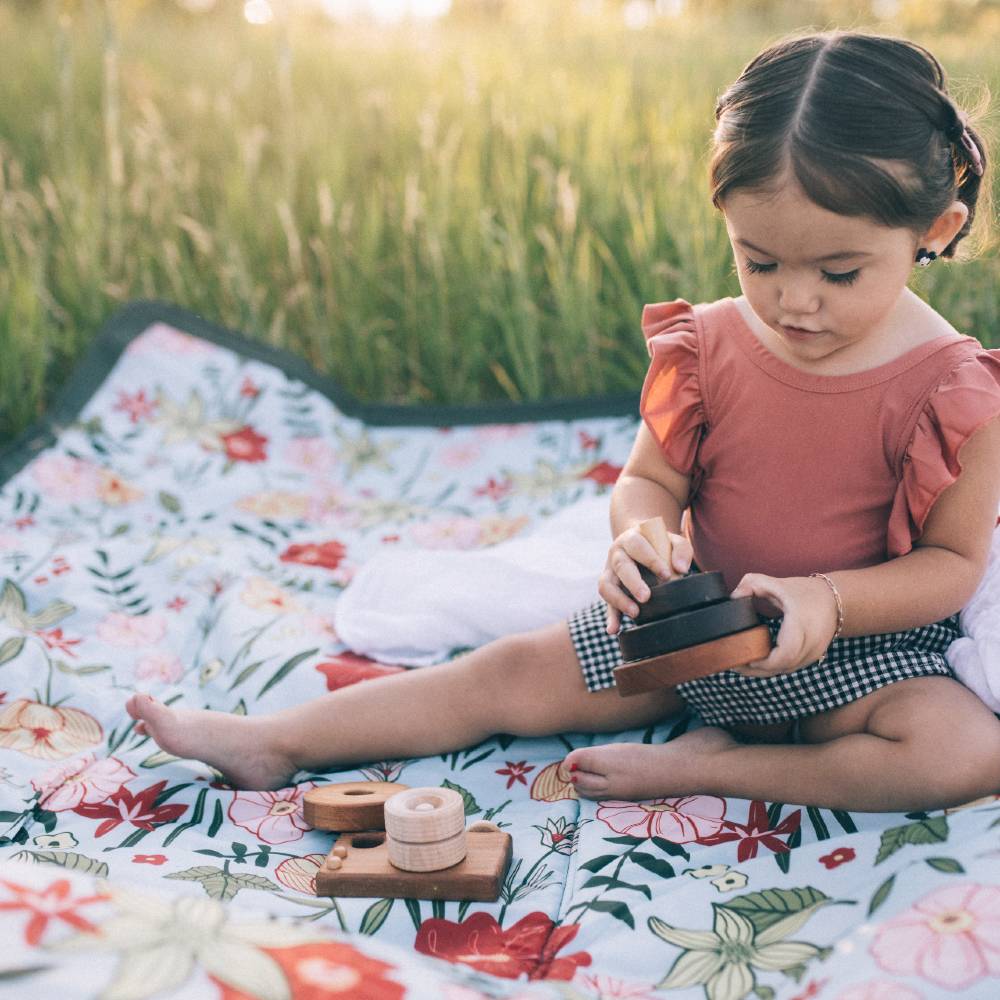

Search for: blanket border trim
xmin=0 ymin=299 xmax=640 ymax=486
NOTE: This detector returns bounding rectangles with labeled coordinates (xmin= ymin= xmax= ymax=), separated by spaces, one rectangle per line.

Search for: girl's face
xmin=722 ymin=180 xmax=920 ymax=368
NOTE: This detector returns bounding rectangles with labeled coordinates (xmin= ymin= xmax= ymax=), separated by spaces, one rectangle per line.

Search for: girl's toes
xmin=564 ymin=749 xmax=602 ymax=776
xmin=573 ymin=771 xmax=610 ymax=799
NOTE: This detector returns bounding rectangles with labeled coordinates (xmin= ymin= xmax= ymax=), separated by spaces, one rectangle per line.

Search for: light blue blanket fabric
xmin=1 ymin=303 xmax=998 ymax=1000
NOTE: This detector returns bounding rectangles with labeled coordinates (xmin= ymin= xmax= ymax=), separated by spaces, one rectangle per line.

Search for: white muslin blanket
xmin=947 ymin=523 xmax=1000 ymax=712
xmin=336 ymin=491 xmax=1000 ymax=712
xmin=333 ymin=496 xmax=611 ymax=665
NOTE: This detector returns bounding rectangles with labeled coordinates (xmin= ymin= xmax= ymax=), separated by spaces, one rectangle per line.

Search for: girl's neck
xmin=732 ymin=290 xmax=960 ymax=377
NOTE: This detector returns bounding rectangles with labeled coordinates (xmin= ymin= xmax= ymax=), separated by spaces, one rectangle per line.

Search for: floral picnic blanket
xmin=0 ymin=302 xmax=998 ymax=1000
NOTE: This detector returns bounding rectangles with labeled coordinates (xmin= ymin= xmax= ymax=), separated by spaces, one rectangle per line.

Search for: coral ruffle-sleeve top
xmin=640 ymin=298 xmax=1000 ymax=592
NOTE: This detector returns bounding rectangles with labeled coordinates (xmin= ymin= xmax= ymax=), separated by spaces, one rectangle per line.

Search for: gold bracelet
xmin=809 ymin=572 xmax=844 ymax=665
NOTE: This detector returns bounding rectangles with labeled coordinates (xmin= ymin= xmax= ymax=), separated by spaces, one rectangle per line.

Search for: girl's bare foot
xmin=125 ymin=694 xmax=298 ymax=790
xmin=564 ymin=727 xmax=737 ymax=801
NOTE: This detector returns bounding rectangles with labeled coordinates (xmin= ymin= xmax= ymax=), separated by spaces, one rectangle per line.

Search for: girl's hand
xmin=599 ymin=526 xmax=693 ymax=635
xmin=729 ymin=573 xmax=840 ymax=676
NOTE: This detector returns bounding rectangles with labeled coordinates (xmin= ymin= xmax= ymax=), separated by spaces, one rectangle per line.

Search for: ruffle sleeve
xmin=639 ymin=299 xmax=705 ymax=477
xmin=887 ymin=349 xmax=1000 ymax=558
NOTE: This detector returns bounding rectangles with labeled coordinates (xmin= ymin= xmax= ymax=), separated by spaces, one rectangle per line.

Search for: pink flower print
xmin=597 ymin=795 xmax=727 ymax=841
xmin=126 ymin=324 xmax=214 ymax=357
xmin=113 ymin=388 xmax=157 ymax=424
xmin=32 ymin=754 xmax=135 ymax=812
xmin=286 ymin=437 xmax=339 ymax=476
xmin=96 ymin=611 xmax=168 ymax=648
xmin=135 ymin=651 xmax=184 ymax=685
xmin=573 ymin=974 xmax=661 ymax=999
xmin=30 ymin=455 xmax=102 ymax=502
xmin=228 ymin=784 xmax=316 ymax=845
xmin=837 ymin=981 xmax=923 ymax=1000
xmin=870 ymin=882 xmax=1000 ymax=991
xmin=409 ymin=517 xmax=483 ymax=550
xmin=440 ymin=441 xmax=483 ymax=468
xmin=473 ymin=477 xmax=513 ymax=502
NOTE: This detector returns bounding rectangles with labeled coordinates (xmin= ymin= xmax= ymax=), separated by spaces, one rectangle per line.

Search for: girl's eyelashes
xmin=743 ymin=257 xmax=776 ymax=275
xmin=822 ymin=268 xmax=861 ymax=286
xmin=742 ymin=258 xmax=861 ymax=287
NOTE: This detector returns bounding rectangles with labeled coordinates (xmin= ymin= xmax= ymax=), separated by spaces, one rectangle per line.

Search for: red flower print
xmin=701 ymin=800 xmax=801 ymax=862
xmin=315 ymin=653 xmax=405 ymax=692
xmin=578 ymin=430 xmax=599 ymax=450
xmin=14 ymin=516 xmax=35 ymax=529
xmin=0 ymin=877 xmax=106 ymax=946
xmin=496 ymin=760 xmax=535 ymax=789
xmin=34 ymin=628 xmax=82 ymax=658
xmin=239 ymin=376 xmax=261 ymax=399
xmin=790 ymin=980 xmax=828 ymax=1000
xmin=819 ymin=847 xmax=856 ymax=869
xmin=114 ymin=388 xmax=157 ymax=423
xmin=221 ymin=426 xmax=268 ymax=463
xmin=73 ymin=780 xmax=188 ymax=838
xmin=415 ymin=911 xmax=591 ymax=980
xmin=474 ymin=477 xmax=513 ymax=501
xmin=132 ymin=854 xmax=167 ymax=865
xmin=280 ymin=540 xmax=346 ymax=570
xmin=166 ymin=596 xmax=188 ymax=612
xmin=214 ymin=941 xmax=405 ymax=1000
xmin=581 ymin=461 xmax=622 ymax=486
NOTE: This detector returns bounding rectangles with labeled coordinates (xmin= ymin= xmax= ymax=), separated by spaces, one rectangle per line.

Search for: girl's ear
xmin=919 ymin=200 xmax=969 ymax=254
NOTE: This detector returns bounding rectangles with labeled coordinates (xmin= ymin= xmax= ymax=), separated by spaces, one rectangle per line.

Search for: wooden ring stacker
xmin=613 ymin=517 xmax=772 ymax=697
xmin=384 ymin=787 xmax=468 ymax=872
xmin=302 ymin=782 xmax=409 ymax=831
xmin=313 ymin=786 xmax=513 ymax=901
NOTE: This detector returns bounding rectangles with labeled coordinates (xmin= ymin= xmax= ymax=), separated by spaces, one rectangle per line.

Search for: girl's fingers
xmin=605 ymin=604 xmax=622 ymax=635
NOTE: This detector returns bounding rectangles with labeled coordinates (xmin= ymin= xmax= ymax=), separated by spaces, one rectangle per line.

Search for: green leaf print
xmin=875 ymin=816 xmax=949 ymax=864
xmin=0 ymin=636 xmax=25 ymax=667
xmin=720 ymin=887 xmax=834 ymax=939
xmin=359 ymin=898 xmax=394 ymax=935
xmin=867 ymin=874 xmax=897 ymax=916
xmin=257 ymin=648 xmax=319 ymax=698
xmin=441 ymin=780 xmax=482 ymax=817
xmin=589 ymin=899 xmax=635 ymax=929
xmin=166 ymin=865 xmax=281 ymax=901
xmin=630 ymin=851 xmax=677 ymax=880
xmin=925 ymin=857 xmax=965 ymax=874
xmin=11 ymin=849 xmax=110 ymax=878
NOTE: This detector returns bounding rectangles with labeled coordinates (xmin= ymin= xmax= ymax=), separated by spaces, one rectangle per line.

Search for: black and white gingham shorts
xmin=567 ymin=600 xmax=960 ymax=727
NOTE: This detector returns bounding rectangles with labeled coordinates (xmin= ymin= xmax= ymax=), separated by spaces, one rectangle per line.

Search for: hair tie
xmin=945 ymin=117 xmax=985 ymax=177
xmin=957 ymin=129 xmax=985 ymax=177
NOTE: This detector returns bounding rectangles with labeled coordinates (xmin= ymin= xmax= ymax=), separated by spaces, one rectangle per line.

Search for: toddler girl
xmin=127 ymin=30 xmax=1000 ymax=812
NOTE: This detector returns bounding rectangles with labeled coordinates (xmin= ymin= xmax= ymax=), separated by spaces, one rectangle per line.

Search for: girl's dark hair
xmin=711 ymin=32 xmax=988 ymax=257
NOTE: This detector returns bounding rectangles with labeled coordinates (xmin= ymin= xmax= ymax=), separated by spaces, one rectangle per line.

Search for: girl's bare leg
xmin=125 ymin=622 xmax=684 ymax=790
xmin=566 ymin=676 xmax=1000 ymax=812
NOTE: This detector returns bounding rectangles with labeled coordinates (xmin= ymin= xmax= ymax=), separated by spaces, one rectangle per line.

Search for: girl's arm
xmin=734 ymin=416 xmax=1000 ymax=674
xmin=600 ymin=423 xmax=694 ymax=632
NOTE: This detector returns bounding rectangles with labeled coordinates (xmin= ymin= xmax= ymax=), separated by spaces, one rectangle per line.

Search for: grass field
xmin=0 ymin=2 xmax=998 ymax=444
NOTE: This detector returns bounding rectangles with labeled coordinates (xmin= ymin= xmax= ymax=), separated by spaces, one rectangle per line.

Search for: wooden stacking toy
xmin=304 ymin=782 xmax=513 ymax=902
xmin=613 ymin=517 xmax=772 ymax=696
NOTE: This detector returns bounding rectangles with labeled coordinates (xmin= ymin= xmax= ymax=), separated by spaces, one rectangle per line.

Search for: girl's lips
xmin=780 ymin=324 xmax=824 ymax=340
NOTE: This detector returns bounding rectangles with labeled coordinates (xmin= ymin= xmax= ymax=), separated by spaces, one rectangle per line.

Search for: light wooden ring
xmin=387 ymin=828 xmax=468 ymax=873
xmin=383 ymin=787 xmax=466 ymax=843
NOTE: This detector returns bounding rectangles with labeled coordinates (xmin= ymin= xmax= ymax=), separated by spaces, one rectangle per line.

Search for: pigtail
xmin=938 ymin=101 xmax=988 ymax=257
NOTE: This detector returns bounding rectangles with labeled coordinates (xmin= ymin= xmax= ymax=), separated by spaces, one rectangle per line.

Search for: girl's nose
xmin=778 ymin=281 xmax=820 ymax=316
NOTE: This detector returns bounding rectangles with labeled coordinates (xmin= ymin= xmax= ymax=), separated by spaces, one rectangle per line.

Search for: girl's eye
xmin=822 ymin=269 xmax=861 ymax=286
xmin=743 ymin=258 xmax=777 ymax=275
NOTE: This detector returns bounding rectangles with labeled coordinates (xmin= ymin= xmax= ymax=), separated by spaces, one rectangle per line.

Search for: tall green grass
xmin=0 ymin=4 xmax=997 ymax=443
